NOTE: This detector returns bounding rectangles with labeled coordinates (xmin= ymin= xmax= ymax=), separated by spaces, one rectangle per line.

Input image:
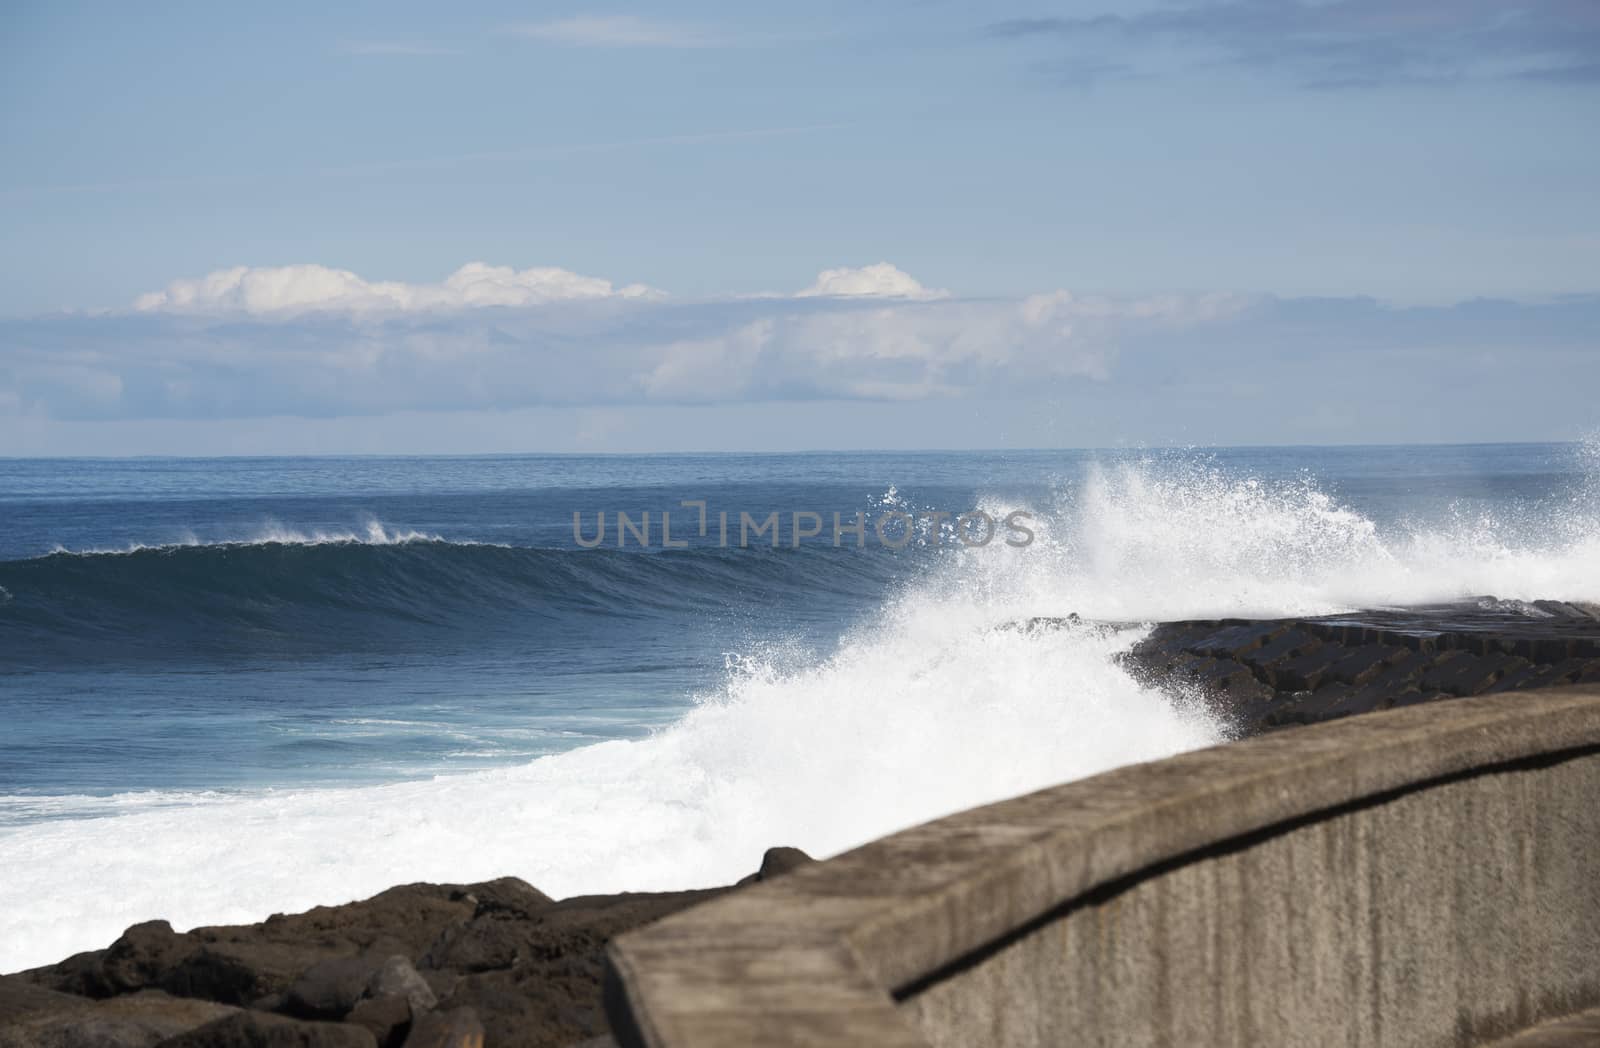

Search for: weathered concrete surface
xmin=1485 ymin=1006 xmax=1600 ymax=1047
xmin=606 ymin=686 xmax=1600 ymax=1047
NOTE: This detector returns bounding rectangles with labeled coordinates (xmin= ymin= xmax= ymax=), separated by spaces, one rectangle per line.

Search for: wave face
xmin=0 ymin=536 xmax=898 ymax=665
xmin=0 ymin=444 xmax=1597 ymax=973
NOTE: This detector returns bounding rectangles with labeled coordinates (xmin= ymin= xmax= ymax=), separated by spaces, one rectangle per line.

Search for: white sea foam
xmin=42 ymin=518 xmax=477 ymax=557
xmin=2 ymin=452 xmax=1598 ymax=973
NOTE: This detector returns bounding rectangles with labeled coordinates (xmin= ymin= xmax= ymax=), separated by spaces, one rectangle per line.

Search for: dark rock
xmin=153 ymin=1010 xmax=376 ymax=1048
xmin=285 ymin=956 xmax=381 ymax=1020
xmin=399 ymin=1007 xmax=482 ymax=1048
xmin=1323 ymin=646 xmax=1408 ymax=687
xmin=737 ymin=847 xmax=817 ymax=886
xmin=164 ymin=942 xmax=339 ymax=1006
xmin=25 ymin=950 xmax=115 ymax=999
xmin=0 ymin=990 xmax=238 ymax=1048
xmin=1484 ymin=662 xmax=1553 ymax=693
xmin=20 ymin=870 xmax=742 ymax=1048
xmin=449 ymin=879 xmax=551 ymax=921
xmin=428 ymin=888 xmax=723 ymax=1048
xmin=1204 ymin=659 xmax=1273 ymax=703
xmin=365 ymin=958 xmax=434 ymax=1016
xmin=346 ymin=996 xmax=411 ymax=1048
xmin=0 ymin=976 xmax=91 ymax=1025
xmin=1122 ymin=597 xmax=1600 ymax=736
xmin=102 ymin=923 xmax=197 ymax=996
xmin=1271 ymin=647 xmax=1344 ymax=692
xmin=1191 ymin=622 xmax=1284 ymax=658
xmin=755 ymin=846 xmax=815 ymax=881
xmin=23 ymin=885 xmax=481 ymax=1008
xmin=1246 ymin=629 xmax=1324 ymax=668
xmin=422 ymin=918 xmax=532 ymax=975
xmin=1423 ymin=651 xmax=1525 ymax=695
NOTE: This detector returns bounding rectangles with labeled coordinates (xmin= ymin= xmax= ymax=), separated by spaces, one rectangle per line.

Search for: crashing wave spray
xmin=2 ymin=448 xmax=1598 ymax=973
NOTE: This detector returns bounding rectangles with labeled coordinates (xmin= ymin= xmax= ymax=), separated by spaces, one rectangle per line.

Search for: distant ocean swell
xmin=1 ymin=451 xmax=1598 ymax=972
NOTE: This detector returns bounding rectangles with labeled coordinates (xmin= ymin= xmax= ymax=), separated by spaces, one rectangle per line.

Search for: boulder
xmin=422 ymin=918 xmax=533 ymax=976
xmin=0 ymin=976 xmax=92 ymax=1025
xmin=153 ymin=1010 xmax=376 ymax=1048
xmin=400 ymin=1007 xmax=482 ymax=1048
xmin=285 ymin=956 xmax=383 ymax=1020
xmin=102 ymin=923 xmax=197 ymax=995
xmin=365 ymin=958 xmax=435 ymax=1016
xmin=0 ymin=990 xmax=237 ymax=1048
xmin=737 ymin=846 xmax=817 ymax=886
xmin=449 ymin=879 xmax=551 ymax=921
xmin=346 ymin=995 xmax=412 ymax=1048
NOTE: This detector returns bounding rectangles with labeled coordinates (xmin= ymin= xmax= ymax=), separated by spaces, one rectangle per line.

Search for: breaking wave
xmin=1 ymin=447 xmax=1596 ymax=973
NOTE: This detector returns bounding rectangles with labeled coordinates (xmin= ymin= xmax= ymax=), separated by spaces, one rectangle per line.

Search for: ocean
xmin=2 ymin=443 xmax=1598 ymax=973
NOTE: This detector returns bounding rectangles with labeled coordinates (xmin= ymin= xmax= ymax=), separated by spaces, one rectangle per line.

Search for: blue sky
xmin=1 ymin=1 xmax=1597 ymax=454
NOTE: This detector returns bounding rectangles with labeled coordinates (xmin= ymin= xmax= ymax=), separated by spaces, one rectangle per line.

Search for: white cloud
xmin=509 ymin=15 xmax=719 ymax=48
xmin=0 ymin=260 xmax=1259 ymax=423
xmin=133 ymin=262 xmax=664 ymax=315
xmin=795 ymin=262 xmax=949 ymax=301
xmin=636 ymin=291 xmax=1232 ymax=402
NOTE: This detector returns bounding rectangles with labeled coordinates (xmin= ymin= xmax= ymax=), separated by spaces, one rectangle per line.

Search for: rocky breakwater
xmin=0 ymin=848 xmax=815 ymax=1048
xmin=1118 ymin=598 xmax=1600 ymax=735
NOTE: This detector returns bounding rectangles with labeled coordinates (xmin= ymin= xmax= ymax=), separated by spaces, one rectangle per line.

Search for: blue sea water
xmin=1 ymin=443 xmax=1597 ymax=972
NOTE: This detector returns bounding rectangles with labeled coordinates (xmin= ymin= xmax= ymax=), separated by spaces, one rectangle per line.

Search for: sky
xmin=1 ymin=0 xmax=1597 ymax=455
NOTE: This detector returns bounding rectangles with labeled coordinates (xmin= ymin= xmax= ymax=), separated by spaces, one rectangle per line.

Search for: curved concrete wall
xmin=606 ymin=686 xmax=1600 ymax=1047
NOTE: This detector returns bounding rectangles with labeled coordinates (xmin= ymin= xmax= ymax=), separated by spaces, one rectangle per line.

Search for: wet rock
xmin=1273 ymin=647 xmax=1344 ymax=692
xmin=1322 ymin=646 xmax=1405 ymax=688
xmin=1122 ymin=598 xmax=1600 ymax=735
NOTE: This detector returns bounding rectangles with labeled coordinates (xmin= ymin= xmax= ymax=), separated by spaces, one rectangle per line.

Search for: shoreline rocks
xmin=2 ymin=848 xmax=816 ymax=1048
xmin=9 ymin=598 xmax=1600 ymax=1045
xmin=1116 ymin=597 xmax=1600 ymax=735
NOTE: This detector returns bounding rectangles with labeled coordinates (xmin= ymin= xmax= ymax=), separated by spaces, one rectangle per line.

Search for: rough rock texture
xmin=1116 ymin=597 xmax=1600 ymax=735
xmin=0 ymin=989 xmax=239 ymax=1048
xmin=735 ymin=846 xmax=818 ymax=887
xmin=400 ymin=1007 xmax=484 ymax=1048
xmin=156 ymin=1010 xmax=378 ymax=1047
xmin=6 ymin=851 xmax=814 ymax=1048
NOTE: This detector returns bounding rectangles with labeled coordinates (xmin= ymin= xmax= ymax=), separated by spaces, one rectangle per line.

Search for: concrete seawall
xmin=606 ymin=685 xmax=1600 ymax=1047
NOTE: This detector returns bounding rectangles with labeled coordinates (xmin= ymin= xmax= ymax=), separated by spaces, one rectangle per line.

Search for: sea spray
xmin=3 ymin=446 xmax=1599 ymax=973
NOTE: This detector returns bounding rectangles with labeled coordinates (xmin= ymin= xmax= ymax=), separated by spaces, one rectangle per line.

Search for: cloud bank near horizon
xmin=987 ymin=0 xmax=1600 ymax=90
xmin=9 ymin=261 xmax=1234 ymax=420
xmin=130 ymin=261 xmax=953 ymax=316
xmin=2 ymin=260 xmax=1597 ymax=451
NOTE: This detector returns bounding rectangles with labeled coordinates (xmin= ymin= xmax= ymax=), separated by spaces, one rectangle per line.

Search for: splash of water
xmin=3 ymin=449 xmax=1597 ymax=973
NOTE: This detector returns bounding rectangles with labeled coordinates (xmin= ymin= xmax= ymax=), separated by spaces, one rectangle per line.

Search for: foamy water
xmin=2 ymin=448 xmax=1597 ymax=973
